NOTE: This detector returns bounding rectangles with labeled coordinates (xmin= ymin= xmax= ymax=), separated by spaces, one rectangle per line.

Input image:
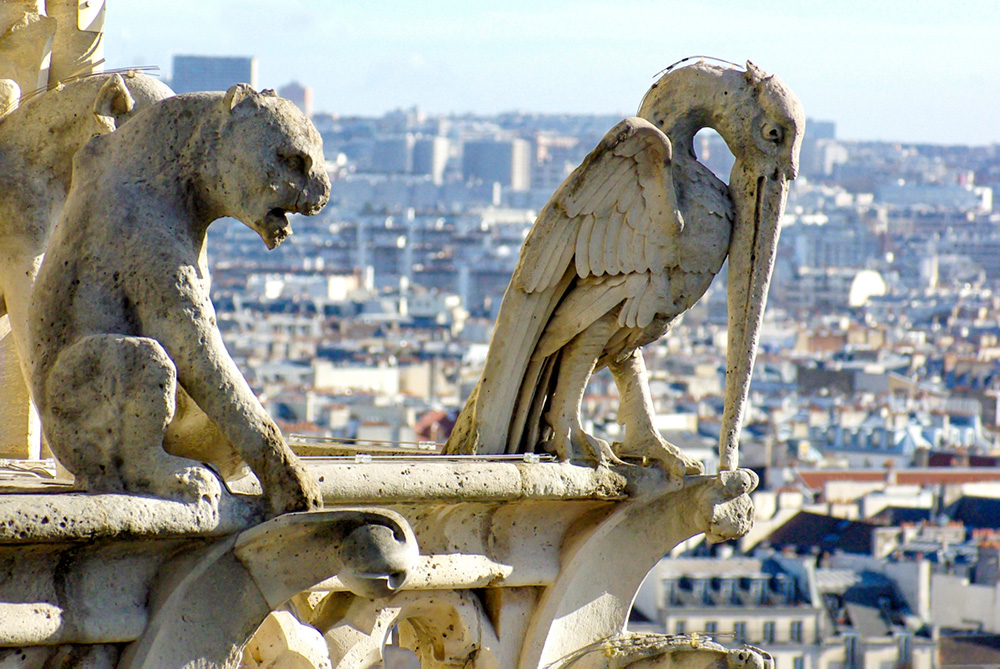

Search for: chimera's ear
xmin=93 ymin=73 xmax=135 ymax=132
xmin=223 ymin=83 xmax=256 ymax=111
xmin=744 ymin=61 xmax=765 ymax=85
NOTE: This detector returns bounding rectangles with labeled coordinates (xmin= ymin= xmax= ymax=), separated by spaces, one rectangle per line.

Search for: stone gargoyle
xmin=444 ymin=61 xmax=803 ymax=478
xmin=29 ymin=84 xmax=330 ymax=517
xmin=0 ymin=71 xmax=173 ymax=425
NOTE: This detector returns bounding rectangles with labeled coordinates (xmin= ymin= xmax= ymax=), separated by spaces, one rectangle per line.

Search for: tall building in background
xmin=412 ymin=136 xmax=450 ymax=185
xmin=171 ymin=55 xmax=257 ymax=94
xmin=371 ymin=135 xmax=415 ymax=174
xmin=799 ymin=119 xmax=846 ymax=178
xmin=462 ymin=138 xmax=531 ymax=191
xmin=278 ymin=81 xmax=313 ymax=117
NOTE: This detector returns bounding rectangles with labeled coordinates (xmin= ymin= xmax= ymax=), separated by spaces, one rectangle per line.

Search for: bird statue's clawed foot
xmin=546 ymin=423 xmax=626 ymax=468
xmin=613 ymin=431 xmax=704 ymax=480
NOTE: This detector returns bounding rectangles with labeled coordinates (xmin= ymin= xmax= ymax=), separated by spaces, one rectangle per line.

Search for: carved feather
xmin=515 ymin=118 xmax=682 ymax=295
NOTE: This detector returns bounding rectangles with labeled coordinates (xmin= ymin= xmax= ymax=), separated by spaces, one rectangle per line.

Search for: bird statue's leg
xmin=609 ymin=349 xmax=704 ymax=478
xmin=544 ymin=319 xmax=624 ymax=467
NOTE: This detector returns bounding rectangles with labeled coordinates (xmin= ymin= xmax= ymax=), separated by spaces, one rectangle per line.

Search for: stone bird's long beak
xmin=719 ymin=161 xmax=789 ymax=471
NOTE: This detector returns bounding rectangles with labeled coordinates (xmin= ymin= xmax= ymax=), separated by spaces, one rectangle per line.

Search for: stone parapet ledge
xmin=301 ymin=457 xmax=691 ymax=595
xmin=0 ymin=485 xmax=416 ymax=666
xmin=0 ymin=457 xmax=674 ymax=546
xmin=306 ymin=455 xmax=680 ymax=503
xmin=294 ymin=463 xmax=758 ymax=668
xmin=0 ymin=457 xmax=757 ymax=667
xmin=0 ymin=488 xmax=263 ymax=544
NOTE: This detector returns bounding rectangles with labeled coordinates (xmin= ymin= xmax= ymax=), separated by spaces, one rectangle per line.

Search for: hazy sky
xmin=103 ymin=1 xmax=1000 ymax=145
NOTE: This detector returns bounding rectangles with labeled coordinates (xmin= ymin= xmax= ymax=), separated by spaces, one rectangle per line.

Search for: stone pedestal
xmin=0 ymin=459 xmax=760 ymax=668
xmin=0 ymin=486 xmax=417 ymax=669
xmin=267 ymin=458 xmax=758 ymax=668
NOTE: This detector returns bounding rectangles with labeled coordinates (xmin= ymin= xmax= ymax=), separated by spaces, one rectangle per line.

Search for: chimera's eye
xmin=762 ymin=122 xmax=783 ymax=144
xmin=281 ymin=152 xmax=309 ymax=173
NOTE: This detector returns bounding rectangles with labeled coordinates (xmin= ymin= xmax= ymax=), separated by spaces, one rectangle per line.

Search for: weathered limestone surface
xmin=0 ymin=322 xmax=39 ymax=457
xmin=0 ymin=494 xmax=416 ymax=668
xmin=0 ymin=0 xmax=54 ymax=98
xmin=0 ymin=459 xmax=758 ymax=668
xmin=29 ymin=84 xmax=330 ymax=518
xmin=0 ymin=0 xmax=106 ymax=100
xmin=0 ymin=71 xmax=173 ymax=458
xmin=120 ymin=508 xmax=415 ymax=668
xmin=45 ymin=0 xmax=106 ymax=85
xmin=445 ymin=61 xmax=804 ymax=477
xmin=260 ymin=460 xmax=760 ymax=668
xmin=0 ymin=0 xmax=112 ymax=458
xmin=547 ymin=633 xmax=773 ymax=669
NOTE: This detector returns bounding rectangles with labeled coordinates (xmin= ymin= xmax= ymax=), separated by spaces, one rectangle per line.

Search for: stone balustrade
xmin=0 ymin=458 xmax=758 ymax=668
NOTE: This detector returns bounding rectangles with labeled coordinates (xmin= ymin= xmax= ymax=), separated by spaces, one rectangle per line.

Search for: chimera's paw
xmin=139 ymin=463 xmax=223 ymax=506
xmin=175 ymin=465 xmax=224 ymax=507
xmin=265 ymin=465 xmax=324 ymax=518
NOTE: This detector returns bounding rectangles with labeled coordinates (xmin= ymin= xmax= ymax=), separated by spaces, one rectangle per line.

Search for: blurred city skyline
xmin=103 ymin=1 xmax=1000 ymax=146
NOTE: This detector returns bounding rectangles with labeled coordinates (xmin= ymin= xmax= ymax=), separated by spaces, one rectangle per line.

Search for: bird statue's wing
xmin=515 ymin=116 xmax=682 ymax=302
xmin=444 ymin=117 xmax=685 ymax=456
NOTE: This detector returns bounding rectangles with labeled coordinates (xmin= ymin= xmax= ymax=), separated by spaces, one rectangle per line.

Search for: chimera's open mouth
xmin=261 ymin=207 xmax=292 ymax=249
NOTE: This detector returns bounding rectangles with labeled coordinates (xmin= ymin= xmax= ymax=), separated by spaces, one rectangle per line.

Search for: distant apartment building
xmin=785 ymin=219 xmax=880 ymax=270
xmin=462 ymin=137 xmax=531 ymax=191
xmin=532 ymin=135 xmax=580 ymax=192
xmin=799 ymin=119 xmax=847 ymax=179
xmin=777 ymin=267 xmax=864 ymax=312
xmin=277 ymin=81 xmax=313 ymax=117
xmin=532 ymin=155 xmax=574 ymax=193
xmin=633 ymin=556 xmax=935 ymax=669
xmin=171 ymin=55 xmax=257 ymax=94
xmin=371 ymin=135 xmax=415 ymax=174
xmin=875 ymin=182 xmax=993 ymax=213
xmin=412 ymin=136 xmax=450 ymax=185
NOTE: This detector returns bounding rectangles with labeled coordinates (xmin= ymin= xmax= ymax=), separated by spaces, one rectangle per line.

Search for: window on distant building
xmin=705 ymin=621 xmax=718 ymax=635
xmin=675 ymin=620 xmax=686 ymax=634
xmin=793 ymin=655 xmax=805 ymax=669
xmin=763 ymin=621 xmax=776 ymax=643
xmin=845 ymin=633 xmax=859 ymax=669
xmin=734 ymin=621 xmax=747 ymax=642
xmin=749 ymin=578 xmax=764 ymax=604
xmin=791 ymin=620 xmax=804 ymax=643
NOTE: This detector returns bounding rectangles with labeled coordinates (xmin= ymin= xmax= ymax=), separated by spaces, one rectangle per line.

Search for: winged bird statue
xmin=444 ymin=61 xmax=804 ymax=477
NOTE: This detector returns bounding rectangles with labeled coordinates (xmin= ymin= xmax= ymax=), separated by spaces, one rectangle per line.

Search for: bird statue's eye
xmin=761 ymin=122 xmax=783 ymax=144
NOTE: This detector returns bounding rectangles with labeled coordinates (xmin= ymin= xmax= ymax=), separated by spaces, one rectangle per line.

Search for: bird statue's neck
xmin=637 ymin=64 xmax=749 ymax=163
